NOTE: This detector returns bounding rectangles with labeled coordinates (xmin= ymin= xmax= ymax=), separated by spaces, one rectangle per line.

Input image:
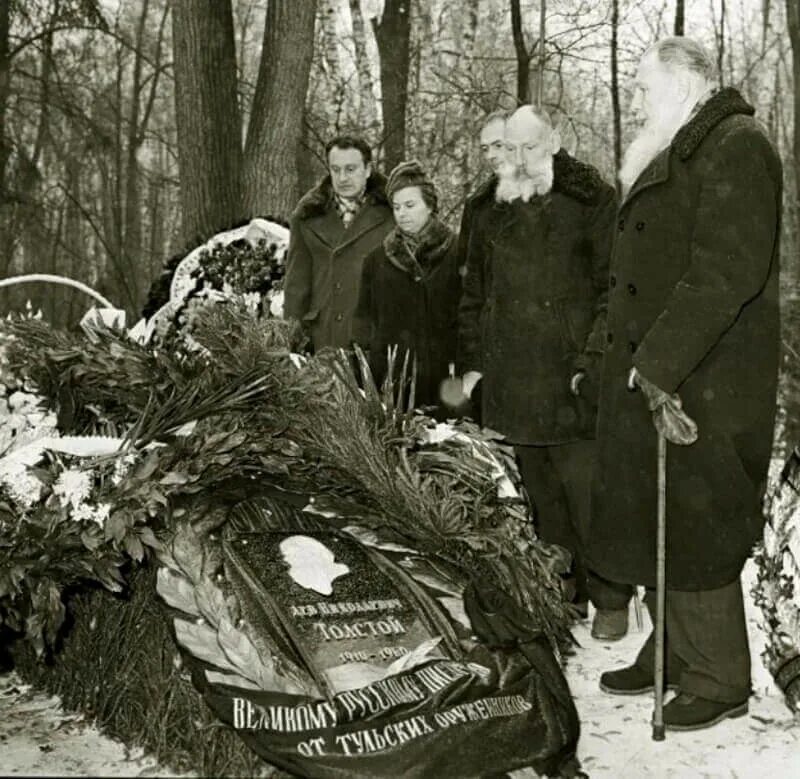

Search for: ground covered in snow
xmin=570 ymin=560 xmax=799 ymax=778
xmin=0 ymin=560 xmax=796 ymax=777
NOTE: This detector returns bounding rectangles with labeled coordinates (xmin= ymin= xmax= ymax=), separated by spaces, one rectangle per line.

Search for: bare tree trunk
xmin=319 ymin=0 xmax=341 ymax=78
xmin=61 ymin=146 xmax=81 ymax=325
xmin=611 ymin=0 xmax=621 ymax=177
xmin=714 ymin=0 xmax=726 ymax=86
xmin=0 ymin=0 xmax=9 ymax=206
xmin=535 ymin=0 xmax=546 ymax=109
xmin=510 ymin=0 xmax=531 ymax=104
xmin=674 ymin=0 xmax=685 ymax=35
xmin=243 ymin=0 xmax=317 ymax=220
xmin=459 ymin=0 xmax=480 ymax=199
xmin=349 ymin=0 xmax=378 ymax=133
xmin=787 ymin=0 xmax=800 ymax=283
xmin=172 ymin=0 xmax=243 ymax=248
xmin=373 ymin=0 xmax=411 ymax=170
xmin=121 ymin=0 xmax=150 ymax=312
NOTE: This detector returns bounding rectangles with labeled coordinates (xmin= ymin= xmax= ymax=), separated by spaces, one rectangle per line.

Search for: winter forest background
xmin=0 ymin=0 xmax=798 ymax=449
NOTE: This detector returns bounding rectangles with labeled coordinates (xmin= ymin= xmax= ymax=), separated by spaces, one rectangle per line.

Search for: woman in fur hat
xmin=354 ymin=160 xmax=461 ymax=410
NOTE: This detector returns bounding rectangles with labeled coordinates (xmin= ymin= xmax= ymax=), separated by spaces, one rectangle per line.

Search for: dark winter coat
xmin=588 ymin=88 xmax=783 ymax=591
xmin=457 ymin=151 xmax=617 ymax=444
xmin=354 ymin=218 xmax=460 ymax=407
xmin=283 ymin=173 xmax=393 ymax=351
xmin=454 ymin=174 xmax=499 ymax=276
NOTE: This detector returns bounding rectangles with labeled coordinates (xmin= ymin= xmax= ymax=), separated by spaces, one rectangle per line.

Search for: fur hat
xmin=386 ymin=160 xmax=438 ymax=213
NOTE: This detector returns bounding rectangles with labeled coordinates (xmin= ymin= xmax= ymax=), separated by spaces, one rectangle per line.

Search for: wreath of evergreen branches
xmin=1 ymin=303 xmax=573 ymax=654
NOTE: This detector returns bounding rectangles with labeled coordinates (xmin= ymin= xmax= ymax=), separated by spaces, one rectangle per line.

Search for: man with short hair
xmin=457 ymin=105 xmax=617 ymax=622
xmin=591 ymin=37 xmax=782 ymax=731
xmin=454 ymin=112 xmax=507 ymax=278
xmin=284 ymin=136 xmax=392 ymax=351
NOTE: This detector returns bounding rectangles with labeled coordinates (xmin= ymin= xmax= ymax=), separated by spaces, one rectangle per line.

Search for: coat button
xmin=627 ymin=283 xmax=637 ymax=295
xmin=610 ymin=274 xmax=617 ymax=287
xmin=334 ymin=282 xmax=342 ymax=292
xmin=335 ymin=313 xmax=343 ymax=322
xmin=618 ymin=219 xmax=625 ymax=232
xmin=606 ymin=332 xmax=614 ymax=344
xmin=636 ymin=221 xmax=645 ymax=231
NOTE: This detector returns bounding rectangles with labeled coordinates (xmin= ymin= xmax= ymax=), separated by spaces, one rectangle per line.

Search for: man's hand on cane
xmin=628 ymin=367 xmax=699 ymax=445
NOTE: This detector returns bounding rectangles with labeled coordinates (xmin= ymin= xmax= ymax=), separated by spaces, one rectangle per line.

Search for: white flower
xmin=241 ymin=291 xmax=260 ymax=314
xmin=269 ymin=289 xmax=284 ymax=318
xmin=52 ymin=468 xmax=93 ymax=509
xmin=111 ymin=452 xmax=138 ymax=486
xmin=71 ymin=501 xmax=110 ymax=526
xmin=8 ymin=390 xmax=40 ymax=411
xmin=0 ymin=459 xmax=44 ymax=508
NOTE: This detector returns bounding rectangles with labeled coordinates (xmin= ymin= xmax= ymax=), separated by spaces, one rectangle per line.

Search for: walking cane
xmin=652 ymin=430 xmax=667 ymax=741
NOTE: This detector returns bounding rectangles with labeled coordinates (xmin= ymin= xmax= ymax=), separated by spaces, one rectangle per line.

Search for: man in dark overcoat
xmin=455 ymin=111 xmax=507 ymax=275
xmin=284 ymin=135 xmax=393 ymax=351
xmin=590 ymin=38 xmax=782 ymax=731
xmin=457 ymin=105 xmax=618 ymax=624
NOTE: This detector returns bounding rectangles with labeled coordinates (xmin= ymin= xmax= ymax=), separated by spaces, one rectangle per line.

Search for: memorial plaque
xmin=226 ymin=531 xmax=450 ymax=695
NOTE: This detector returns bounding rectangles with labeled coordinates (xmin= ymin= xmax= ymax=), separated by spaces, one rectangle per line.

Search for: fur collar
xmin=383 ymin=217 xmax=453 ymax=278
xmin=293 ymin=171 xmax=389 ymax=221
xmin=674 ymin=87 xmax=755 ymax=161
xmin=552 ymin=149 xmax=608 ymax=205
xmin=468 ymin=175 xmax=499 ymax=205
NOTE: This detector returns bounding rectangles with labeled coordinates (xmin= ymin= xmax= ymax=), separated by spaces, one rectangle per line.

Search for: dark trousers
xmin=633 ymin=577 xmax=751 ymax=703
xmin=515 ymin=441 xmax=596 ymax=604
xmin=588 ymin=569 xmax=634 ymax=611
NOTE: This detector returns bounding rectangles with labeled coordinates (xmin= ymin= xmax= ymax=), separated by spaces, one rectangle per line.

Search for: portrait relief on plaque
xmin=279 ymin=535 xmax=350 ymax=595
xmin=228 ymin=531 xmax=454 ymax=695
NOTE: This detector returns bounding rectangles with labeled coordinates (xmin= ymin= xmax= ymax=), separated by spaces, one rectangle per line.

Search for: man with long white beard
xmin=457 ymin=105 xmax=617 ymax=627
xmin=590 ymin=38 xmax=782 ymax=731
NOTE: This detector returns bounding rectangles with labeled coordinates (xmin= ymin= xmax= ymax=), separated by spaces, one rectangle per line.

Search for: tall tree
xmin=711 ymin=0 xmax=727 ymax=86
xmin=510 ymin=0 xmax=532 ymax=104
xmin=674 ymin=0 xmax=685 ymax=35
xmin=510 ymin=0 xmax=546 ymax=106
xmin=349 ymin=0 xmax=378 ymax=134
xmin=319 ymin=0 xmax=341 ymax=78
xmin=0 ymin=0 xmax=10 ymax=206
xmin=787 ymin=0 xmax=800 ymax=281
xmin=243 ymin=0 xmax=317 ymax=219
xmin=171 ymin=0 xmax=242 ymax=248
xmin=373 ymin=0 xmax=411 ymax=170
xmin=536 ymin=0 xmax=546 ymax=109
xmin=611 ymin=0 xmax=621 ymax=177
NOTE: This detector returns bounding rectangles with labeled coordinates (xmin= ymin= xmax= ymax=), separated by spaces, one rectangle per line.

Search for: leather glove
xmin=629 ymin=368 xmax=698 ymax=446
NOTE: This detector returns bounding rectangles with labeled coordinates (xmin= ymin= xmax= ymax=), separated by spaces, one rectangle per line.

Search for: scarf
xmin=383 ymin=217 xmax=453 ymax=281
xmin=334 ymin=190 xmax=366 ymax=228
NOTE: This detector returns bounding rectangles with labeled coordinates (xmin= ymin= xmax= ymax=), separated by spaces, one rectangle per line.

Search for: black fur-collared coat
xmin=457 ymin=151 xmax=618 ymax=444
xmin=354 ymin=218 xmax=460 ymax=407
xmin=283 ymin=172 xmax=393 ymax=351
xmin=588 ymin=88 xmax=783 ymax=590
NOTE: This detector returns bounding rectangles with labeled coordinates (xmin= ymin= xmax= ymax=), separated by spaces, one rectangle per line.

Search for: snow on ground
xmin=567 ymin=559 xmax=800 ymax=778
xmin=0 ymin=676 xmax=192 ymax=777
xmin=0 ymin=559 xmax=797 ymax=777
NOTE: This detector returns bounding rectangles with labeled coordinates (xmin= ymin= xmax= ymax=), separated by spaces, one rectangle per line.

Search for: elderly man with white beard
xmin=457 ymin=105 xmax=618 ymax=629
xmin=589 ymin=37 xmax=782 ymax=731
